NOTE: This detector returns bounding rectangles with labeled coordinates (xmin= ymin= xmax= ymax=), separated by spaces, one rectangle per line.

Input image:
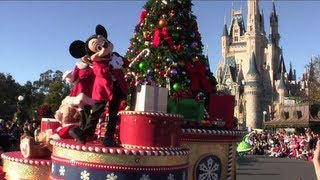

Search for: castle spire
xmin=269 ymin=0 xmax=280 ymax=46
xmin=247 ymin=0 xmax=260 ymax=33
xmin=222 ymin=16 xmax=228 ymax=36
xmin=288 ymin=62 xmax=294 ymax=81
xmin=278 ymin=64 xmax=286 ymax=90
xmin=278 ymin=53 xmax=286 ymax=75
xmin=247 ymin=52 xmax=260 ymax=77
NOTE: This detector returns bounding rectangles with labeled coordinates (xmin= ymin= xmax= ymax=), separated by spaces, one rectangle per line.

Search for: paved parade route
xmin=237 ymin=155 xmax=317 ymax=180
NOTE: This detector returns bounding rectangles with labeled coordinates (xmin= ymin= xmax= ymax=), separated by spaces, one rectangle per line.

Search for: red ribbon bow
xmin=152 ymin=27 xmax=181 ymax=51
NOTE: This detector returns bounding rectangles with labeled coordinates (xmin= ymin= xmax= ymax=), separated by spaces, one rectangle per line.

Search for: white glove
xmin=109 ymin=54 xmax=124 ymax=69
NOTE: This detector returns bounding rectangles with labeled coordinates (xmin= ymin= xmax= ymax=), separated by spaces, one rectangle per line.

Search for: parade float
xmin=1 ymin=0 xmax=246 ymax=179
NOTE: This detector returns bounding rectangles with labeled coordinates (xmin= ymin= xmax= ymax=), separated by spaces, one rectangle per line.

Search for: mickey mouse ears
xmin=69 ymin=40 xmax=86 ymax=59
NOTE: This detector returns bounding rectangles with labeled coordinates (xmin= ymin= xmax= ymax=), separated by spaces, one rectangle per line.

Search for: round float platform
xmin=1 ymin=151 xmax=51 ymax=180
xmin=50 ymin=139 xmax=191 ymax=180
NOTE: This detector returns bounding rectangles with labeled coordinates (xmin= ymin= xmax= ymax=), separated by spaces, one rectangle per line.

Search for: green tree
xmin=0 ymin=73 xmax=20 ymax=105
xmin=125 ymin=0 xmax=212 ymax=96
xmin=306 ymin=56 xmax=320 ymax=104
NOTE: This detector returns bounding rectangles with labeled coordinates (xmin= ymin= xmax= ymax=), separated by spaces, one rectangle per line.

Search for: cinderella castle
xmin=216 ymin=0 xmax=301 ymax=129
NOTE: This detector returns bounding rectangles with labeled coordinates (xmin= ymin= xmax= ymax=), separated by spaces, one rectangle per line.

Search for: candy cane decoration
xmin=125 ymin=71 xmax=139 ymax=86
xmin=97 ymin=117 xmax=103 ymax=140
xmin=129 ymin=48 xmax=150 ymax=67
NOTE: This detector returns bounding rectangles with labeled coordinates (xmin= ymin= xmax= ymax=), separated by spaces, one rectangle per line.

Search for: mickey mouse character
xmin=69 ymin=25 xmax=129 ymax=147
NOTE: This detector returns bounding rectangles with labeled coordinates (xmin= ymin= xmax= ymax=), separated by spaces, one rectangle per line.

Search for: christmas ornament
xmin=143 ymin=31 xmax=148 ymax=38
xmin=162 ymin=14 xmax=167 ymax=19
xmin=129 ymin=48 xmax=151 ymax=67
xmin=144 ymin=41 xmax=151 ymax=46
xmin=166 ymin=57 xmax=174 ymax=63
xmin=191 ymin=41 xmax=198 ymax=48
xmin=170 ymin=69 xmax=178 ymax=76
xmin=158 ymin=19 xmax=167 ymax=28
xmin=173 ymin=83 xmax=182 ymax=91
xmin=147 ymin=69 xmax=155 ymax=76
xmin=170 ymin=10 xmax=175 ymax=17
xmin=139 ymin=62 xmax=147 ymax=70
xmin=192 ymin=56 xmax=199 ymax=62
xmin=172 ymin=32 xmax=179 ymax=38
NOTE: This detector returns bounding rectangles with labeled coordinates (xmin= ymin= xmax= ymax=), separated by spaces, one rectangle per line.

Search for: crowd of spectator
xmin=247 ymin=129 xmax=318 ymax=161
xmin=0 ymin=119 xmax=40 ymax=160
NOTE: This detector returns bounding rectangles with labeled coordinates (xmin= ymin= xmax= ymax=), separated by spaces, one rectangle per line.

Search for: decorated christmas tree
xmin=125 ymin=0 xmax=214 ymax=99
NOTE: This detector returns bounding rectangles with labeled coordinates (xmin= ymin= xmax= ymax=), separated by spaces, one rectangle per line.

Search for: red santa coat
xmin=91 ymin=52 xmax=129 ymax=102
xmin=92 ymin=60 xmax=114 ymax=101
xmin=69 ymin=62 xmax=95 ymax=97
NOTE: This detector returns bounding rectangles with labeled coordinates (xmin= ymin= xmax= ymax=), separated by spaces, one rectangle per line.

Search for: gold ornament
xmin=143 ymin=31 xmax=148 ymax=38
xmin=158 ymin=19 xmax=167 ymax=27
xmin=192 ymin=56 xmax=199 ymax=62
xmin=170 ymin=10 xmax=175 ymax=17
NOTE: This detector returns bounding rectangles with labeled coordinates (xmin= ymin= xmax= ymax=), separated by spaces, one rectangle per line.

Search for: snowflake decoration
xmin=195 ymin=155 xmax=222 ymax=180
xmin=167 ymin=173 xmax=174 ymax=180
xmin=198 ymin=158 xmax=219 ymax=180
xmin=80 ymin=170 xmax=90 ymax=180
xmin=51 ymin=164 xmax=54 ymax=173
xmin=140 ymin=174 xmax=150 ymax=180
xmin=106 ymin=173 xmax=118 ymax=180
xmin=59 ymin=166 xmax=66 ymax=176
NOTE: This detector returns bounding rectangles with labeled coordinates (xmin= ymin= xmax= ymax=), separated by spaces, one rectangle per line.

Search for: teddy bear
xmin=51 ymin=103 xmax=81 ymax=140
xmin=20 ymin=103 xmax=81 ymax=158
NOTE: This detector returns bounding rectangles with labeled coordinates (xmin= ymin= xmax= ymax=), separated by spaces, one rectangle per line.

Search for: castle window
xmin=234 ymin=29 xmax=238 ymax=34
xmin=234 ymin=36 xmax=238 ymax=42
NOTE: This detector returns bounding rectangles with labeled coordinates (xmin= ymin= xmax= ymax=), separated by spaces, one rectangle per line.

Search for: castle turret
xmin=269 ymin=0 xmax=280 ymax=46
xmin=221 ymin=16 xmax=230 ymax=59
xmin=244 ymin=52 xmax=262 ymax=129
xmin=277 ymin=66 xmax=287 ymax=104
xmin=276 ymin=53 xmax=286 ymax=79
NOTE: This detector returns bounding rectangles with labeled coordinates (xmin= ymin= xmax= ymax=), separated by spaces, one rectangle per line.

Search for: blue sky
xmin=0 ymin=1 xmax=318 ymax=85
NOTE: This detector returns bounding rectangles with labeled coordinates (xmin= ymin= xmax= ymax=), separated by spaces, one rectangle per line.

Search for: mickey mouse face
xmin=87 ymin=35 xmax=114 ymax=61
xmin=70 ymin=24 xmax=114 ymax=62
xmin=88 ymin=35 xmax=109 ymax=53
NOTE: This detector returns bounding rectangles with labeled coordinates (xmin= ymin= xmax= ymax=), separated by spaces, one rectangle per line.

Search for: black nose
xmin=103 ymin=41 xmax=109 ymax=48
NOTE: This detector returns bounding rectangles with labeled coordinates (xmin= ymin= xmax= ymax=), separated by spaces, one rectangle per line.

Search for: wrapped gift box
xmin=41 ymin=118 xmax=61 ymax=133
xmin=135 ymin=85 xmax=168 ymax=113
xmin=168 ymin=97 xmax=204 ymax=122
xmin=209 ymin=94 xmax=235 ymax=129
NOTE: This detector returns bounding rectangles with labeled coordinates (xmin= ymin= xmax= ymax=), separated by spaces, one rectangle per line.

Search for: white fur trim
xmin=76 ymin=61 xmax=89 ymax=69
xmin=62 ymin=93 xmax=94 ymax=108
xmin=51 ymin=134 xmax=61 ymax=140
xmin=62 ymin=70 xmax=73 ymax=83
xmin=62 ymin=123 xmax=80 ymax=128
